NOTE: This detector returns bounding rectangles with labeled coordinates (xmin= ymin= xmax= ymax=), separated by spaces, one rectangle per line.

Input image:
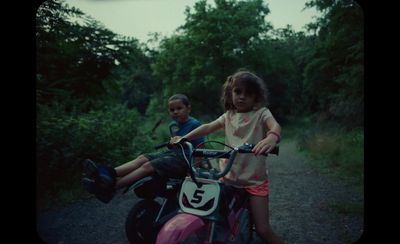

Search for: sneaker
xmin=81 ymin=177 xmax=96 ymax=194
xmin=81 ymin=177 xmax=114 ymax=204
xmin=82 ymin=159 xmax=100 ymax=179
xmin=82 ymin=159 xmax=117 ymax=190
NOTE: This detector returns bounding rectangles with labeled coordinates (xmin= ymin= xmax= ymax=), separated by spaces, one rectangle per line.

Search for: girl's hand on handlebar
xmin=252 ymin=137 xmax=277 ymax=156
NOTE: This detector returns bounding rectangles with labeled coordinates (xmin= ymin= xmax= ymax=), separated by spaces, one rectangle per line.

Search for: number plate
xmin=179 ymin=177 xmax=220 ymax=216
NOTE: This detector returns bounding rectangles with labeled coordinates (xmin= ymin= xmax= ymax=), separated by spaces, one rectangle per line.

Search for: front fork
xmin=205 ymin=221 xmax=216 ymax=244
xmin=154 ymin=198 xmax=168 ymax=223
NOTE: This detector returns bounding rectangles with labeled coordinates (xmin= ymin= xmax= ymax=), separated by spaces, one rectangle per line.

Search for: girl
xmin=171 ymin=70 xmax=284 ymax=244
xmin=82 ymin=94 xmax=206 ymax=203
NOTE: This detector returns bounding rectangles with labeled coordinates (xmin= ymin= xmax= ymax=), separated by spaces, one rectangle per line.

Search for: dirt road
xmin=36 ymin=140 xmax=363 ymax=244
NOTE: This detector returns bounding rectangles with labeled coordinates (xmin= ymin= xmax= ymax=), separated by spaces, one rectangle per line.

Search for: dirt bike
xmin=123 ymin=171 xmax=183 ymax=243
xmin=123 ymin=140 xmax=212 ymax=244
xmin=123 ymin=140 xmax=186 ymax=244
xmin=154 ymin=139 xmax=279 ymax=244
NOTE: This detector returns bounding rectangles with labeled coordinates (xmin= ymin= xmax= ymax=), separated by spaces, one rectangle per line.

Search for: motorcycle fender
xmin=156 ymin=213 xmax=205 ymax=244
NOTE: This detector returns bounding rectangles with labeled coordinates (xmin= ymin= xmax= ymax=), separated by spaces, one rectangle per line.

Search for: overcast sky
xmin=62 ymin=0 xmax=321 ymax=42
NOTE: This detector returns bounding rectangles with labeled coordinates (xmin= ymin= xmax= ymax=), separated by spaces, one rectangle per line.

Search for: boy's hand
xmin=169 ymin=136 xmax=183 ymax=145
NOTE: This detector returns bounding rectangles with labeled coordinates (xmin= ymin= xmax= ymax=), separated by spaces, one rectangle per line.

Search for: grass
xmin=284 ymin=118 xmax=364 ymax=194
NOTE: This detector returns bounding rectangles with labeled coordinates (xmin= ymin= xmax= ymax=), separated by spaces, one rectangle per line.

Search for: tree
xmin=37 ymin=0 xmax=118 ymax=106
xmin=153 ymin=0 xmax=272 ymax=116
xmin=244 ymin=26 xmax=316 ymax=122
xmin=110 ymin=37 xmax=161 ymax=113
xmin=303 ymin=0 xmax=364 ymax=126
xmin=36 ymin=0 xmax=159 ymax=113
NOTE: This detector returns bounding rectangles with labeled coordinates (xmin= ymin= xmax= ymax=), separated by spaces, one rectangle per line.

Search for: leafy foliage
xmin=153 ymin=0 xmax=272 ymax=115
xmin=37 ymin=103 xmax=154 ymax=206
xmin=37 ymin=0 xmax=117 ymax=103
xmin=36 ymin=0 xmax=159 ymax=113
xmin=303 ymin=0 xmax=364 ymax=126
xmin=250 ymin=28 xmax=316 ymax=122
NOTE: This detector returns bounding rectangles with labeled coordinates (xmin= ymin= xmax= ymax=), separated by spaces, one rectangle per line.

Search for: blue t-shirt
xmin=168 ymin=117 xmax=205 ymax=148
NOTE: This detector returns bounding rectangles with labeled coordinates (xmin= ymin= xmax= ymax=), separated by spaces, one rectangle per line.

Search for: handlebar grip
xmin=238 ymin=144 xmax=279 ymax=156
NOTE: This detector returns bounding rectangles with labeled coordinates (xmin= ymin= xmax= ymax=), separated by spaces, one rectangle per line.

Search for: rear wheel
xmin=125 ymin=200 xmax=161 ymax=244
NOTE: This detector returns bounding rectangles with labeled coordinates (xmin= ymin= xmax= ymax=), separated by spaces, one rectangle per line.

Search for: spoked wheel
xmin=125 ymin=200 xmax=161 ymax=244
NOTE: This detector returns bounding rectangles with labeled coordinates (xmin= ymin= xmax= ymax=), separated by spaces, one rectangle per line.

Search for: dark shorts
xmin=144 ymin=149 xmax=189 ymax=179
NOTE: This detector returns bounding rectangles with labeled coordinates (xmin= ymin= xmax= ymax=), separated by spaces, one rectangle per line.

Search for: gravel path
xmin=36 ymin=140 xmax=363 ymax=244
xmin=267 ymin=141 xmax=363 ymax=244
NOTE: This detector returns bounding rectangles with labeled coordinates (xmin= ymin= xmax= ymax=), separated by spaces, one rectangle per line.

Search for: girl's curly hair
xmin=221 ymin=70 xmax=268 ymax=111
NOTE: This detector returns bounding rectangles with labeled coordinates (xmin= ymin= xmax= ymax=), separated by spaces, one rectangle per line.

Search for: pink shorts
xmin=244 ymin=180 xmax=269 ymax=197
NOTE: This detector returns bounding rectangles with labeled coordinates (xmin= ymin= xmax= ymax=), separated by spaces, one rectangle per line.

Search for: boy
xmin=82 ymin=94 xmax=205 ymax=203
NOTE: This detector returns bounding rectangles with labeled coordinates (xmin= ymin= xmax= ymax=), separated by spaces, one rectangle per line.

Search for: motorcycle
xmin=154 ymin=140 xmax=279 ymax=244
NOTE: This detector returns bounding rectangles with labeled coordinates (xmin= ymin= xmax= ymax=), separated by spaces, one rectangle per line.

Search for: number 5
xmin=190 ymin=189 xmax=205 ymax=204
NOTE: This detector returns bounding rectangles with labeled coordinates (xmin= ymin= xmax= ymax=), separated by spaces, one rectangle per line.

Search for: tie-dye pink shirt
xmin=217 ymin=107 xmax=273 ymax=187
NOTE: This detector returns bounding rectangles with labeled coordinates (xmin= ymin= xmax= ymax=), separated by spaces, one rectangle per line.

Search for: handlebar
xmin=155 ymin=141 xmax=279 ymax=156
xmin=211 ymin=142 xmax=278 ymax=179
xmin=155 ymin=140 xmax=279 ymax=182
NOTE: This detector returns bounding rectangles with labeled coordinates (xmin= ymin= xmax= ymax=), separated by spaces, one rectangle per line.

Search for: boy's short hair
xmin=168 ymin=94 xmax=190 ymax=107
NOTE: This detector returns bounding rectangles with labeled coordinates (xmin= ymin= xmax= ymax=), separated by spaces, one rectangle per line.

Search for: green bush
xmin=37 ymin=102 xmax=155 ymax=208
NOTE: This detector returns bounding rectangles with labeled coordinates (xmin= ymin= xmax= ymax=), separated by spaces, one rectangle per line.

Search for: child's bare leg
xmin=114 ymin=155 xmax=149 ymax=177
xmin=115 ymin=161 xmax=155 ymax=189
xmin=250 ymin=195 xmax=284 ymax=244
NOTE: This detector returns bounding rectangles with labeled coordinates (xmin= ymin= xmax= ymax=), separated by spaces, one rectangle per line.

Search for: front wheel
xmin=125 ymin=200 xmax=161 ymax=244
xmin=180 ymin=226 xmax=207 ymax=244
